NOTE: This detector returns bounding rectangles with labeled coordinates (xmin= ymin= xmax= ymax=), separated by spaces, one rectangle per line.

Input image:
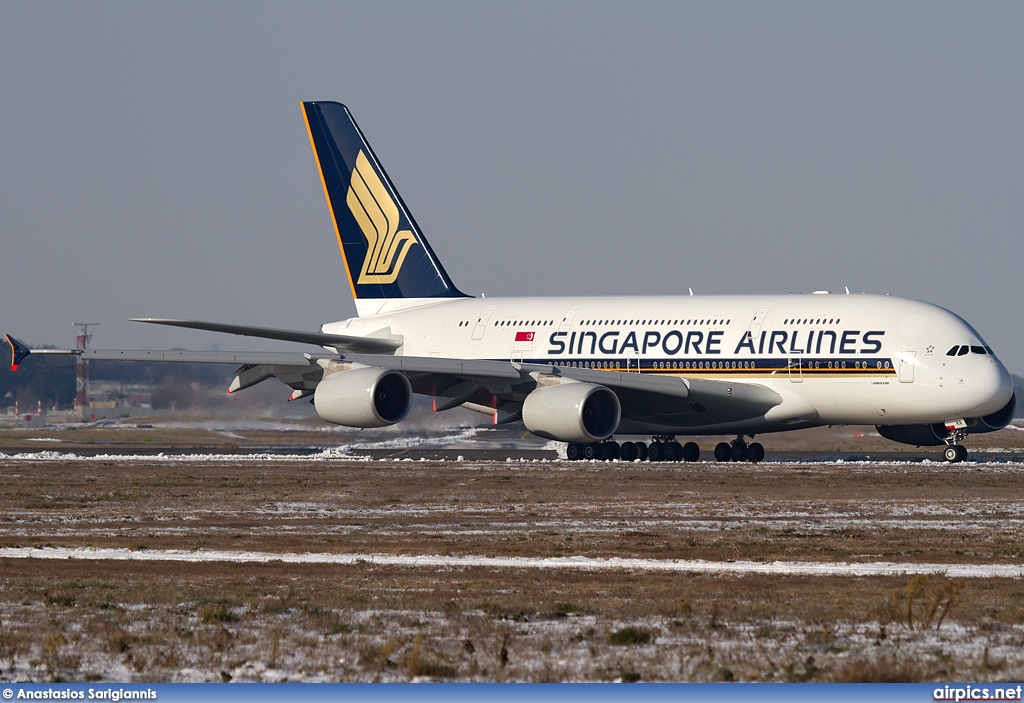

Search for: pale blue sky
xmin=2 ymin=2 xmax=1022 ymax=369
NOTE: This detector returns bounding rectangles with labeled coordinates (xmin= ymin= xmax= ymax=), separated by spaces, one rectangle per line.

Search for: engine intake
xmin=522 ymin=382 xmax=621 ymax=443
xmin=314 ymin=367 xmax=412 ymax=428
xmin=977 ymin=393 xmax=1016 ymax=433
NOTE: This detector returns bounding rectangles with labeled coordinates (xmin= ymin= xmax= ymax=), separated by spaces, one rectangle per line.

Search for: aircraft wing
xmin=127 ymin=318 xmax=402 ymax=353
xmin=6 ymin=336 xmax=329 ymax=368
xmin=8 ymin=330 xmax=781 ymax=428
xmin=5 ymin=334 xmax=332 ymax=397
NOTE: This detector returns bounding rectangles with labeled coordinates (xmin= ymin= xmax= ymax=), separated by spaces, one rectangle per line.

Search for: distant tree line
xmin=0 ymin=351 xmax=230 ymax=409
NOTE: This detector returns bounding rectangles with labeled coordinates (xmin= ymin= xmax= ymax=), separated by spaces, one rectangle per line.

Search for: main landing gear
xmin=566 ymin=436 xmax=701 ymax=463
xmin=566 ymin=435 xmax=766 ymax=463
xmin=942 ymin=425 xmax=970 ymax=463
xmin=713 ymin=436 xmax=764 ymax=464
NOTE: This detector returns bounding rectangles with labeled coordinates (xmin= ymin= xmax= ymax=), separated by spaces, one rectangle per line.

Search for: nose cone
xmin=964 ymin=356 xmax=1015 ymax=418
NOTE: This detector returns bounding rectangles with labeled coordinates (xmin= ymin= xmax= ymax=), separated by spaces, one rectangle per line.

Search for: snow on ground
xmin=2 ymin=546 xmax=1021 ymax=578
xmin=4 ymin=448 xmax=1024 ymax=468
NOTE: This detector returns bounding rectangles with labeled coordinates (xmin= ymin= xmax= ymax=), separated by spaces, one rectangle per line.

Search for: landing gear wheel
xmin=747 ymin=442 xmax=765 ymax=463
xmin=956 ymin=444 xmax=968 ymax=462
xmin=567 ymin=443 xmax=584 ymax=461
xmin=714 ymin=442 xmax=731 ymax=462
xmin=636 ymin=442 xmax=648 ymax=461
xmin=682 ymin=442 xmax=700 ymax=462
xmin=620 ymin=442 xmax=639 ymax=461
xmin=665 ymin=441 xmax=683 ymax=462
xmin=648 ymin=442 xmax=664 ymax=462
xmin=731 ymin=443 xmax=748 ymax=462
xmin=596 ymin=443 xmax=611 ymax=461
xmin=583 ymin=443 xmax=597 ymax=460
xmin=943 ymin=445 xmax=961 ymax=463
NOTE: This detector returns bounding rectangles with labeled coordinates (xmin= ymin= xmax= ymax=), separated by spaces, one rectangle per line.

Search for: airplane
xmin=5 ymin=101 xmax=1016 ymax=463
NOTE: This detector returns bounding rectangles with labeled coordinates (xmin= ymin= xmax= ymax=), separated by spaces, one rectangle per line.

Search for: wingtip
xmin=5 ymin=334 xmax=30 ymax=371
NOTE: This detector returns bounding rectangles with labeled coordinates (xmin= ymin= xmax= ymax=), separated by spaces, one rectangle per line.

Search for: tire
xmin=956 ymin=444 xmax=968 ymax=462
xmin=607 ymin=441 xmax=621 ymax=460
xmin=596 ymin=443 xmax=611 ymax=461
xmin=682 ymin=442 xmax=700 ymax=462
xmin=566 ymin=443 xmax=583 ymax=461
xmin=731 ymin=443 xmax=748 ymax=462
xmin=636 ymin=442 xmax=649 ymax=461
xmin=648 ymin=442 xmax=664 ymax=462
xmin=747 ymin=442 xmax=765 ymax=463
xmin=665 ymin=441 xmax=683 ymax=462
xmin=943 ymin=445 xmax=960 ymax=463
xmin=714 ymin=442 xmax=731 ymax=462
xmin=583 ymin=443 xmax=597 ymax=460
xmin=620 ymin=442 xmax=638 ymax=461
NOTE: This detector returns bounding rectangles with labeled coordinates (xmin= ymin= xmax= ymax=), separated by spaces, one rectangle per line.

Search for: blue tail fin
xmin=302 ymin=101 xmax=468 ymax=304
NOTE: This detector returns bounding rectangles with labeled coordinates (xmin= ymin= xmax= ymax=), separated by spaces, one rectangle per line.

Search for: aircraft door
xmin=788 ymin=357 xmax=803 ymax=383
xmin=899 ymin=348 xmax=916 ymax=383
xmin=749 ymin=306 xmax=771 ymax=336
xmin=559 ymin=308 xmax=579 ymax=333
xmin=472 ymin=308 xmax=495 ymax=341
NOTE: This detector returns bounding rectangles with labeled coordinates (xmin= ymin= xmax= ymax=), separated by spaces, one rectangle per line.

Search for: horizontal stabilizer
xmin=127 ymin=318 xmax=401 ymax=353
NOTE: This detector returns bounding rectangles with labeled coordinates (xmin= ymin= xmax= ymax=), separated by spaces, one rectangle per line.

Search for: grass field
xmin=1 ymin=422 xmax=1023 ymax=682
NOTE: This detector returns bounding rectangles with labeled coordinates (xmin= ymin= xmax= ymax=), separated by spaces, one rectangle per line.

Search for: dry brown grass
xmin=0 ymin=558 xmax=1022 ymax=682
xmin=0 ymin=426 xmax=1023 ymax=681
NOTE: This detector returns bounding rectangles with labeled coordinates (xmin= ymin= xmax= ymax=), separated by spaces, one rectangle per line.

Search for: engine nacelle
xmin=975 ymin=393 xmax=1016 ymax=433
xmin=313 ymin=367 xmax=412 ymax=428
xmin=522 ymin=382 xmax=621 ymax=443
xmin=877 ymin=393 xmax=1017 ymax=446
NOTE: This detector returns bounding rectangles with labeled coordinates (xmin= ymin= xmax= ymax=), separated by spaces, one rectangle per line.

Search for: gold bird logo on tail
xmin=346 ymin=150 xmax=418 ymax=285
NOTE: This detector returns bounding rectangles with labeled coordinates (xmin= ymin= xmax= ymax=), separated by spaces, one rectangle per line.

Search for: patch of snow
xmin=2 ymin=546 xmax=1021 ymax=579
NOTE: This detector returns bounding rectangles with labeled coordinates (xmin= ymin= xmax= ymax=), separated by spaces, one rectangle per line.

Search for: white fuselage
xmin=324 ymin=293 xmax=1013 ymax=436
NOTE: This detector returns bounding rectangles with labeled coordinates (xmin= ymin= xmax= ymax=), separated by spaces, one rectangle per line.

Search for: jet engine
xmin=877 ymin=393 xmax=1017 ymax=446
xmin=313 ymin=367 xmax=412 ymax=428
xmin=974 ymin=393 xmax=1017 ymax=433
xmin=522 ymin=382 xmax=620 ymax=443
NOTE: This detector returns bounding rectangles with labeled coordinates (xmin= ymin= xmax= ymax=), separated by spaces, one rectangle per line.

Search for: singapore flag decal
xmin=513 ymin=330 xmax=535 ymax=352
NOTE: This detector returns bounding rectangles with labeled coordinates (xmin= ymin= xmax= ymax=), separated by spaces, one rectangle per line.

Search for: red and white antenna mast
xmin=72 ymin=322 xmax=98 ymax=415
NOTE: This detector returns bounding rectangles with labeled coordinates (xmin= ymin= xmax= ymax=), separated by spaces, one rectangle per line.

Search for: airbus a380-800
xmin=6 ymin=102 xmax=1016 ymax=463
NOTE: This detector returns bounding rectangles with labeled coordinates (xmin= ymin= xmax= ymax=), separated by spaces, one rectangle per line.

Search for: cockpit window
xmin=946 ymin=346 xmax=959 ymax=356
xmin=985 ymin=346 xmax=994 ymax=355
xmin=971 ymin=346 xmax=986 ymax=355
xmin=957 ymin=346 xmax=969 ymax=356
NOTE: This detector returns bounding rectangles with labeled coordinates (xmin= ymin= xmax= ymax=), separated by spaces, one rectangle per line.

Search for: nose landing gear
xmin=941 ymin=423 xmax=970 ymax=463
xmin=943 ymin=444 xmax=968 ymax=463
